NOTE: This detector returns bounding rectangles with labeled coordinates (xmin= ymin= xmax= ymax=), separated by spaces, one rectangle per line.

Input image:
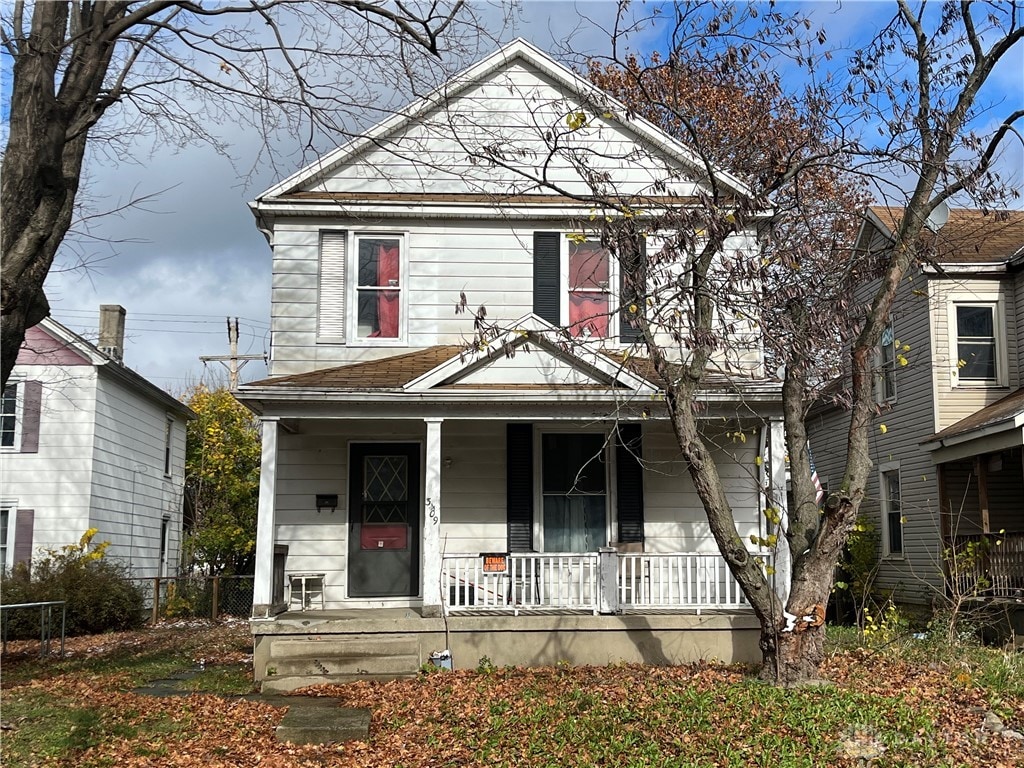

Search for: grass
xmin=0 ymin=622 xmax=1021 ymax=767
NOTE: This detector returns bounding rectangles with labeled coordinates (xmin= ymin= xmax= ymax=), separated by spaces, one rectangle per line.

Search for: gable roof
xmin=255 ymin=38 xmax=754 ymax=204
xmin=866 ymin=206 xmax=1024 ymax=266
xmin=18 ymin=317 xmax=194 ymax=419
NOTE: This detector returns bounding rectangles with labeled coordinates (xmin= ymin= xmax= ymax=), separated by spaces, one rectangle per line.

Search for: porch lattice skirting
xmin=441 ymin=551 xmax=766 ymax=616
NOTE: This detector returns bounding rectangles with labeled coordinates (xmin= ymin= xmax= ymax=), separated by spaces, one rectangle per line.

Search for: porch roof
xmin=922 ymin=387 xmax=1024 ymax=456
xmin=246 ymin=346 xmax=463 ymax=389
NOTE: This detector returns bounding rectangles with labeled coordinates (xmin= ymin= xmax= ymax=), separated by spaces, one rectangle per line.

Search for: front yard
xmin=1 ymin=621 xmax=1021 ymax=767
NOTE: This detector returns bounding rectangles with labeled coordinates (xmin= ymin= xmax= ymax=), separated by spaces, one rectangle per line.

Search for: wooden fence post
xmin=212 ymin=576 xmax=220 ymax=620
xmin=151 ymin=577 xmax=161 ymax=624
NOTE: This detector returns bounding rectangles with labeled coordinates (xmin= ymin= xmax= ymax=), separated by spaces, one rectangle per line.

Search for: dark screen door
xmin=348 ymin=443 xmax=420 ymax=597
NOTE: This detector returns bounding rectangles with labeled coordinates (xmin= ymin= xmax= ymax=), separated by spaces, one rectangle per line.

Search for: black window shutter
xmin=619 ymin=236 xmax=646 ymax=344
xmin=506 ymin=423 xmax=534 ymax=552
xmin=533 ymin=232 xmax=560 ymax=325
xmin=616 ymin=424 xmax=644 ymax=544
xmin=20 ymin=380 xmax=41 ymax=453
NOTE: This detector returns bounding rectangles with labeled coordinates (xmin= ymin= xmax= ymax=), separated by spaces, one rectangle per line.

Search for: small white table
xmin=288 ymin=572 xmax=326 ymax=611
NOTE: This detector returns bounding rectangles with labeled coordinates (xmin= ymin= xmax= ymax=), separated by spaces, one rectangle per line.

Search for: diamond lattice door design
xmin=348 ymin=443 xmax=420 ymax=597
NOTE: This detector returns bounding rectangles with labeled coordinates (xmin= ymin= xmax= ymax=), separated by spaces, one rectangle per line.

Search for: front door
xmin=348 ymin=443 xmax=420 ymax=597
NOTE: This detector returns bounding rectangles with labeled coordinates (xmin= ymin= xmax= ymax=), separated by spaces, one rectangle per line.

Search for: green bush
xmin=0 ymin=530 xmax=144 ymax=638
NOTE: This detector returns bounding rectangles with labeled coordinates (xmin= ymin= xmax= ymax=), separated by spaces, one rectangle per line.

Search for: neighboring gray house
xmin=0 ymin=306 xmax=193 ymax=579
xmin=236 ymin=39 xmax=790 ymax=691
xmin=808 ymin=207 xmax=1024 ymax=605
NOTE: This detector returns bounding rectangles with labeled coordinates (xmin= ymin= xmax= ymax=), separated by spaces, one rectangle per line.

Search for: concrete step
xmin=274 ymin=699 xmax=371 ymax=744
xmin=268 ymin=652 xmax=421 ymax=680
xmin=262 ymin=670 xmax=415 ymax=694
xmin=269 ymin=636 xmax=419 ymax=661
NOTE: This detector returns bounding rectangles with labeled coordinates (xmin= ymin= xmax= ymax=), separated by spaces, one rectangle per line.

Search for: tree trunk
xmin=759 ymin=625 xmax=827 ymax=685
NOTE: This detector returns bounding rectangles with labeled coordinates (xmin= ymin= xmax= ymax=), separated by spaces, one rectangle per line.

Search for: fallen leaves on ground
xmin=2 ymin=623 xmax=1022 ymax=767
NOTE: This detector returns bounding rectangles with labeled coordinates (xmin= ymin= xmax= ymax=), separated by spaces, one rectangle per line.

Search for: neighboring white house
xmin=236 ymin=39 xmax=787 ymax=691
xmin=0 ymin=305 xmax=193 ymax=579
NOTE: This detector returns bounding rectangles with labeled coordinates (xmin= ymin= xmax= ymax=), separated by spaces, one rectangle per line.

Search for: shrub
xmin=0 ymin=530 xmax=145 ymax=638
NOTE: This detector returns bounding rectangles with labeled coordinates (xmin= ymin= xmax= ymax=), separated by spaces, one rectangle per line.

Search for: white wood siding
xmin=316 ymin=62 xmax=701 ymax=199
xmin=269 ymin=219 xmax=763 ymax=377
xmin=91 ymin=373 xmax=187 ymax=578
xmin=0 ymin=365 xmax=96 ymax=564
xmin=930 ymin=275 xmax=1020 ymax=430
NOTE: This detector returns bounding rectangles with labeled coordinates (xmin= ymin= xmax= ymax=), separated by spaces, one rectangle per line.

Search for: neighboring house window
xmin=354 ymin=234 xmax=404 ymax=341
xmin=540 ymin=432 xmax=608 ymax=552
xmin=954 ymin=304 xmax=999 ymax=383
xmin=1 ymin=384 xmax=20 ymax=449
xmin=877 ymin=323 xmax=897 ymax=402
xmin=881 ymin=466 xmax=903 ymax=557
xmin=159 ymin=517 xmax=171 ymax=578
xmin=0 ymin=507 xmax=9 ymax=569
xmin=566 ymin=239 xmax=612 ymax=339
xmin=163 ymin=418 xmax=173 ymax=476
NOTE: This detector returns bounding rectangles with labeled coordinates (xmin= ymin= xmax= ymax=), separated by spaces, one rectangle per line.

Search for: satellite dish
xmin=924 ymin=200 xmax=950 ymax=233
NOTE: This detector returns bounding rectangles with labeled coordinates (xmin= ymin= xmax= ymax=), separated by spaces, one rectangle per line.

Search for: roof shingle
xmin=869 ymin=206 xmax=1024 ymax=265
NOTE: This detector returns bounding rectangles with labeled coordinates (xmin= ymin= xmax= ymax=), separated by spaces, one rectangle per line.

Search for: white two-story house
xmin=1 ymin=306 xmax=193 ymax=579
xmin=237 ymin=39 xmax=788 ymax=690
xmin=808 ymin=207 xmax=1024 ymax=607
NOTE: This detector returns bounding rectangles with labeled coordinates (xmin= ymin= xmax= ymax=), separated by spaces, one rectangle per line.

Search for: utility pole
xmin=199 ymin=317 xmax=264 ymax=388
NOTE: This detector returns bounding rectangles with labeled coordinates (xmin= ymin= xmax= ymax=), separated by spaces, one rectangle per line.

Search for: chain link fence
xmin=145 ymin=575 xmax=254 ymax=622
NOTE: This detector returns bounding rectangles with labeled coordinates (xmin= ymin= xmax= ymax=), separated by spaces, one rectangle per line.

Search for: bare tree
xmin=1 ymin=0 xmax=503 ymax=389
xmin=430 ymin=0 xmax=1021 ymax=682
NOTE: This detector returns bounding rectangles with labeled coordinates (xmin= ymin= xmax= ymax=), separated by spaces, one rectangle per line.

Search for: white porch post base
xmin=252 ymin=418 xmax=279 ymax=617
xmin=421 ymin=418 xmax=444 ymax=618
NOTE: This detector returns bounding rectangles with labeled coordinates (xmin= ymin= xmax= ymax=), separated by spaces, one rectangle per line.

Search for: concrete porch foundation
xmin=252 ymin=609 xmax=762 ymax=693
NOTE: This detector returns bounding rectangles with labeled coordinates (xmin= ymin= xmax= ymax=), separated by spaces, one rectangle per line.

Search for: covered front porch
xmin=924 ymin=389 xmax=1024 ymax=599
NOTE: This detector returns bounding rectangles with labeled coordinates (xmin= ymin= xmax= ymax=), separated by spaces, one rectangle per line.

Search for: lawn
xmin=1 ymin=621 xmax=1021 ymax=767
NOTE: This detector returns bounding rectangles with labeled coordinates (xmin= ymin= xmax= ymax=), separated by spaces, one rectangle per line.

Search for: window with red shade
xmin=354 ymin=235 xmax=403 ymax=341
xmin=567 ymin=240 xmax=610 ymax=339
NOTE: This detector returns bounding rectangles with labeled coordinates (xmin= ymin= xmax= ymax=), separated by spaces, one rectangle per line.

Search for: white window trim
xmin=347 ymin=231 xmax=409 ymax=347
xmin=0 ymin=503 xmax=14 ymax=571
xmin=947 ymin=296 xmax=1007 ymax=388
xmin=532 ymin=427 xmax=616 ymax=553
xmin=879 ymin=461 xmax=903 ymax=560
xmin=559 ymin=236 xmax=619 ymax=344
xmin=0 ymin=379 xmax=24 ymax=452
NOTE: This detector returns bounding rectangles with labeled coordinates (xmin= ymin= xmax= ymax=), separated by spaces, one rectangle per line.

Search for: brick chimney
xmin=98 ymin=304 xmax=126 ymax=362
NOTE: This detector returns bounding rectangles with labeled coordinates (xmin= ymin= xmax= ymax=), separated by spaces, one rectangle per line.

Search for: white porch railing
xmin=618 ymin=553 xmax=756 ymax=611
xmin=442 ymin=551 xmax=765 ymax=615
xmin=443 ymin=553 xmax=600 ymax=615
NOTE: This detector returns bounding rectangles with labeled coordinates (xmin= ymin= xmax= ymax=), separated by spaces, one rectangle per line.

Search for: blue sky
xmin=15 ymin=1 xmax=1022 ymax=390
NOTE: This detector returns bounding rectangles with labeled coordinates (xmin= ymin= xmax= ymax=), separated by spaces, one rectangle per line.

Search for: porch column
xmin=252 ymin=417 xmax=279 ymax=618
xmin=769 ymin=418 xmax=792 ymax=606
xmin=422 ymin=418 xmax=444 ymax=617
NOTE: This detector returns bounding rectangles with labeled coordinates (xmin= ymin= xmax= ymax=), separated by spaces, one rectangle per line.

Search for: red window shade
xmin=371 ymin=244 xmax=400 ymax=338
xmin=569 ymin=242 xmax=609 ymax=288
xmin=569 ymin=293 xmax=609 ymax=338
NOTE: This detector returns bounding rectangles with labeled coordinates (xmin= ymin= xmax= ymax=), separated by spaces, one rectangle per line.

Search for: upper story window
xmin=567 ymin=240 xmax=611 ymax=339
xmin=877 ymin=323 xmax=897 ymax=402
xmin=954 ymin=304 xmax=999 ymax=384
xmin=354 ymin=234 xmax=404 ymax=342
xmin=1 ymin=384 xmax=20 ymax=450
xmin=163 ymin=417 xmax=174 ymax=476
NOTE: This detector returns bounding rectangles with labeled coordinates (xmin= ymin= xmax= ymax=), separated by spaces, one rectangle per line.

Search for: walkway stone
xmin=270 ymin=697 xmax=371 ymax=744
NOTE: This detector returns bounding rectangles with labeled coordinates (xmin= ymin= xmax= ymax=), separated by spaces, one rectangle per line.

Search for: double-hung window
xmin=954 ymin=304 xmax=999 ymax=384
xmin=1 ymin=384 xmax=21 ymax=450
xmin=0 ymin=507 xmax=9 ymax=569
xmin=566 ymin=239 xmax=613 ymax=339
xmin=354 ymin=234 xmax=404 ymax=342
xmin=877 ymin=323 xmax=897 ymax=402
xmin=540 ymin=432 xmax=608 ymax=552
xmin=881 ymin=466 xmax=903 ymax=557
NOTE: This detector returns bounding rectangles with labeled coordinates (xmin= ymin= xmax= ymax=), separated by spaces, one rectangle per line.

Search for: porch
xmin=947 ymin=531 xmax=1024 ymax=599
